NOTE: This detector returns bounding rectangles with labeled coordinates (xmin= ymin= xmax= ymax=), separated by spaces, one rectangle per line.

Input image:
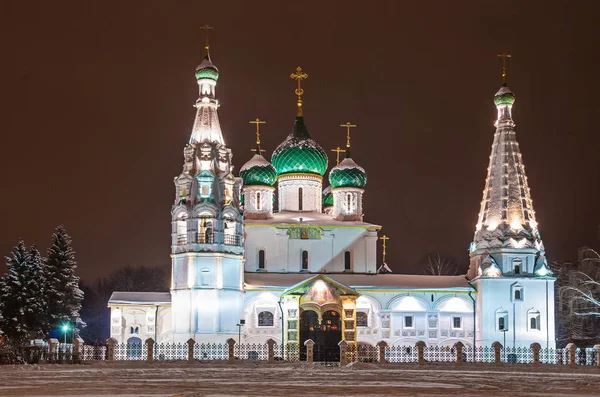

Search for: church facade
xmin=108 ymin=46 xmax=556 ymax=355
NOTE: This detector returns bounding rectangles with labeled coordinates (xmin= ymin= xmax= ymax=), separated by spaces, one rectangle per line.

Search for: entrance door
xmin=299 ymin=310 xmax=342 ymax=362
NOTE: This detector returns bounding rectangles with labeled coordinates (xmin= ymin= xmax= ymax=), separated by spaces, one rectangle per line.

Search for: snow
xmin=108 ymin=292 xmax=172 ymax=305
xmin=244 ymin=210 xmax=379 ymax=227
xmin=332 ymin=157 xmax=365 ymax=173
xmin=240 ymin=154 xmax=272 ymax=172
xmin=495 ymin=86 xmax=514 ymax=96
xmin=0 ymin=361 xmax=598 ymax=396
xmin=245 ymin=273 xmax=473 ymax=290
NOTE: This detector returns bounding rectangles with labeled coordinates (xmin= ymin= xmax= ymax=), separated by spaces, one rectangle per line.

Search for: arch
xmin=387 ymin=294 xmax=430 ymax=311
xmin=126 ymin=337 xmax=143 ymax=359
xmin=171 ymin=205 xmax=191 ymax=221
xmin=435 ymin=295 xmax=474 ymax=313
xmin=301 ymin=250 xmax=309 ymax=270
xmin=257 ymin=311 xmax=274 ymax=326
xmin=356 ymin=311 xmax=368 ymax=327
xmin=356 ymin=294 xmax=383 ymax=311
xmin=258 ymin=249 xmax=265 ymax=269
xmin=192 ymin=202 xmax=219 ymax=218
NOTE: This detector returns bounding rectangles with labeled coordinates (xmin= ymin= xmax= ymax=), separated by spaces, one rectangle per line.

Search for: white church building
xmin=108 ymin=45 xmax=556 ymax=356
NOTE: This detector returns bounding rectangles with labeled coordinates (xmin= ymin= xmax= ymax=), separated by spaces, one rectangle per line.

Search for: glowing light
xmin=313 ymin=280 xmax=328 ymax=293
xmin=535 ymin=266 xmax=550 ymax=277
xmin=475 ymin=222 xmax=483 ymax=231
xmin=510 ymin=238 xmax=527 ymax=249
xmin=510 ymin=219 xmax=522 ymax=230
xmin=61 ymin=324 xmax=70 ymax=332
xmin=529 ymin=219 xmax=538 ymax=229
xmin=486 ymin=221 xmax=499 ymax=231
xmin=484 ymin=266 xmax=502 ymax=277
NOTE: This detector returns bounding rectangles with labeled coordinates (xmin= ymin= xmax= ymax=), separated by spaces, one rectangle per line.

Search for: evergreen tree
xmin=26 ymin=246 xmax=51 ymax=337
xmin=0 ymin=241 xmax=34 ymax=342
xmin=45 ymin=226 xmax=84 ymax=328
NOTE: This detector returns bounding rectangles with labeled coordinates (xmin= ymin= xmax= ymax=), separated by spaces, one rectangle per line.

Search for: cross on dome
xmin=497 ymin=52 xmax=511 ymax=86
xmin=290 ymin=66 xmax=308 ymax=116
xmin=331 ymin=147 xmax=346 ymax=165
xmin=249 ymin=118 xmax=266 ymax=153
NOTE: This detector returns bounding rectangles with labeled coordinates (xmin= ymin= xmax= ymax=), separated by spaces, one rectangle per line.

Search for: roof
xmin=244 ymin=273 xmax=473 ymax=291
xmin=108 ymin=292 xmax=171 ymax=306
xmin=244 ymin=210 xmax=380 ymax=228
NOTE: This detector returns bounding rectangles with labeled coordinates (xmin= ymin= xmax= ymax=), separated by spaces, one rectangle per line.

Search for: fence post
xmin=187 ymin=338 xmax=195 ymax=362
xmin=106 ymin=338 xmax=117 ymax=361
xmin=73 ymin=337 xmax=84 ymax=363
xmin=415 ymin=341 xmax=426 ymax=364
xmin=530 ymin=343 xmax=541 ymax=366
xmin=304 ymin=339 xmax=314 ymax=363
xmin=226 ymin=338 xmax=236 ymax=363
xmin=48 ymin=338 xmax=59 ymax=363
xmin=566 ymin=343 xmax=576 ymax=366
xmin=454 ymin=341 xmax=464 ymax=363
xmin=376 ymin=341 xmax=387 ymax=364
xmin=266 ymin=339 xmax=276 ymax=363
xmin=594 ymin=345 xmax=600 ymax=367
xmin=492 ymin=342 xmax=502 ymax=364
xmin=339 ymin=340 xmax=348 ymax=366
xmin=145 ymin=338 xmax=154 ymax=362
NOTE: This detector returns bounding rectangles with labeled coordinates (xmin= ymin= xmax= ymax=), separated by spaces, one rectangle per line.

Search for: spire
xmin=189 ymin=27 xmax=225 ymax=145
xmin=472 ymin=56 xmax=543 ymax=253
xmin=498 ymin=52 xmax=511 ymax=87
xmin=290 ymin=66 xmax=308 ymax=117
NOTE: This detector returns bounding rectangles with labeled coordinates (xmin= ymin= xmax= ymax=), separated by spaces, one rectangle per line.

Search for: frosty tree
xmin=45 ymin=226 xmax=84 ymax=326
xmin=0 ymin=242 xmax=48 ymax=342
xmin=423 ymin=251 xmax=460 ymax=275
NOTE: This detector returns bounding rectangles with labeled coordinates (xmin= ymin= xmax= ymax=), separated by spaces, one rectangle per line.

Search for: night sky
xmin=1 ymin=1 xmax=599 ymax=281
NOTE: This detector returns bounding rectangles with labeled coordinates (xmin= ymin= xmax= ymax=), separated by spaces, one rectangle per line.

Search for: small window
xmin=404 ymin=316 xmax=413 ymax=328
xmin=452 ymin=316 xmax=462 ymax=329
xmin=514 ymin=265 xmax=521 ymax=275
xmin=344 ymin=251 xmax=351 ymax=271
xmin=298 ymin=187 xmax=303 ymax=211
xmin=256 ymin=192 xmax=261 ymax=210
xmin=177 ymin=218 xmax=187 ymax=245
xmin=301 ymin=250 xmax=309 ymax=270
xmin=258 ymin=311 xmax=274 ymax=327
xmin=201 ymin=184 xmax=210 ymax=196
xmin=258 ymin=250 xmax=265 ymax=269
xmin=530 ymin=317 xmax=537 ymax=330
xmin=346 ymin=193 xmax=352 ymax=212
xmin=498 ymin=317 xmax=506 ymax=331
xmin=356 ymin=312 xmax=368 ymax=327
xmin=514 ymin=289 xmax=521 ymax=300
xmin=513 ymin=259 xmax=522 ymax=275
xmin=201 ymin=269 xmax=210 ymax=286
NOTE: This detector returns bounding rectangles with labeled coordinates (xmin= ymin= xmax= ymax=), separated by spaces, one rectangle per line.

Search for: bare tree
xmin=423 ymin=251 xmax=460 ymax=276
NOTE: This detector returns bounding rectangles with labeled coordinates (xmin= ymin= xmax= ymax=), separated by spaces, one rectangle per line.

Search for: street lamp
xmin=61 ymin=324 xmax=70 ymax=345
xmin=236 ymin=319 xmax=245 ymax=358
xmin=501 ymin=328 xmax=508 ymax=362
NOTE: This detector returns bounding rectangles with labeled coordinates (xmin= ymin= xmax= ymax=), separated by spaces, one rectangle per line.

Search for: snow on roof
xmin=108 ymin=292 xmax=171 ymax=306
xmin=244 ymin=210 xmax=380 ymax=228
xmin=244 ymin=273 xmax=473 ymax=291
xmin=333 ymin=157 xmax=365 ymax=172
xmin=240 ymin=154 xmax=272 ymax=172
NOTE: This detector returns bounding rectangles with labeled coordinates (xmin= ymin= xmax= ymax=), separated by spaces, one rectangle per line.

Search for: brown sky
xmin=1 ymin=0 xmax=599 ymax=281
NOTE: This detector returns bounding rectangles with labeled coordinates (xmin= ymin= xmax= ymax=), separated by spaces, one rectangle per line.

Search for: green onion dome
xmin=240 ymin=154 xmax=277 ymax=186
xmin=195 ymin=55 xmax=219 ymax=81
xmin=322 ymin=186 xmax=334 ymax=207
xmin=272 ymin=117 xmax=328 ymax=176
xmin=329 ymin=156 xmax=367 ymax=188
xmin=494 ymin=86 xmax=515 ymax=106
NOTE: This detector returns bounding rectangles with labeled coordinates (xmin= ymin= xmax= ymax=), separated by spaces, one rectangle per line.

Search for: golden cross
xmin=331 ymin=147 xmax=347 ymax=165
xmin=340 ymin=122 xmax=357 ymax=149
xmin=249 ymin=118 xmax=266 ymax=153
xmin=290 ymin=66 xmax=308 ymax=116
xmin=380 ymin=235 xmax=390 ymax=263
xmin=200 ymin=24 xmax=214 ymax=53
xmin=497 ymin=52 xmax=511 ymax=86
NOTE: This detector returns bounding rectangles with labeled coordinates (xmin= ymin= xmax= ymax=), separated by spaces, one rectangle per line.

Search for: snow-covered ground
xmin=1 ymin=361 xmax=599 ymax=396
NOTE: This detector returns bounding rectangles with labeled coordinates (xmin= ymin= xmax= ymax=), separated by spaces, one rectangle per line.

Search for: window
xmin=201 ymin=184 xmax=210 ymax=196
xmin=356 ymin=312 xmax=368 ymax=327
xmin=452 ymin=316 xmax=462 ymax=329
xmin=258 ymin=250 xmax=265 ymax=270
xmin=256 ymin=192 xmax=261 ymax=210
xmin=177 ymin=217 xmax=187 ymax=245
xmin=528 ymin=310 xmax=540 ymax=331
xmin=514 ymin=289 xmax=522 ymax=300
xmin=130 ymin=326 xmax=139 ymax=334
xmin=344 ymin=251 xmax=351 ymax=271
xmin=404 ymin=315 xmax=414 ymax=328
xmin=201 ymin=269 xmax=210 ymax=286
xmin=298 ymin=187 xmax=303 ymax=211
xmin=346 ymin=193 xmax=352 ymax=212
xmin=498 ymin=317 xmax=505 ymax=331
xmin=513 ymin=258 xmax=522 ymax=275
xmin=514 ymin=265 xmax=521 ymax=275
xmin=301 ymin=250 xmax=309 ymax=270
xmin=530 ymin=317 xmax=538 ymax=330
xmin=258 ymin=311 xmax=274 ymax=327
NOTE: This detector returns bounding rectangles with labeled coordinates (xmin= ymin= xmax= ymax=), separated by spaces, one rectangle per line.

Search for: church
xmin=108 ymin=43 xmax=556 ymax=356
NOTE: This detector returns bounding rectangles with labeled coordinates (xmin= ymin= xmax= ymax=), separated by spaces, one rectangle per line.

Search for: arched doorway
xmin=299 ymin=309 xmax=341 ymax=362
xmin=127 ymin=337 xmax=142 ymax=359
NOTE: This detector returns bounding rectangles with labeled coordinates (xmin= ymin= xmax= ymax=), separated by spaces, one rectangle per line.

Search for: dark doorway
xmin=299 ymin=310 xmax=342 ymax=363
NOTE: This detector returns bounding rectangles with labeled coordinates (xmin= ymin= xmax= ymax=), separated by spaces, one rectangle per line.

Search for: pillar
xmin=267 ymin=339 xmax=276 ymax=363
xmin=106 ymin=338 xmax=117 ymax=361
xmin=530 ymin=343 xmax=541 ymax=366
xmin=304 ymin=339 xmax=314 ymax=363
xmin=566 ymin=343 xmax=576 ymax=366
xmin=454 ymin=341 xmax=464 ymax=363
xmin=594 ymin=345 xmax=600 ymax=367
xmin=339 ymin=340 xmax=348 ymax=366
xmin=415 ymin=341 xmax=426 ymax=364
xmin=376 ymin=341 xmax=387 ymax=364
xmin=492 ymin=342 xmax=503 ymax=364
xmin=226 ymin=338 xmax=236 ymax=363
xmin=48 ymin=338 xmax=59 ymax=363
xmin=145 ymin=338 xmax=154 ymax=362
xmin=73 ymin=337 xmax=84 ymax=363
xmin=187 ymin=338 xmax=195 ymax=362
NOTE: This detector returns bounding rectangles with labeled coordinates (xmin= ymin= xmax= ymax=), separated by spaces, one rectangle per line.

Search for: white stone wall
xmin=109 ymin=306 xmax=172 ymax=344
xmin=242 ymin=185 xmax=274 ymax=219
xmin=277 ymin=175 xmax=322 ymax=212
xmin=332 ymin=188 xmax=364 ymax=221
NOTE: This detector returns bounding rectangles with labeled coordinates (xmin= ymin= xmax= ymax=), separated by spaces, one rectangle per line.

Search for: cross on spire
xmin=380 ymin=235 xmax=390 ymax=264
xmin=497 ymin=52 xmax=511 ymax=86
xmin=200 ymin=24 xmax=214 ymax=56
xmin=331 ymin=146 xmax=347 ymax=165
xmin=290 ymin=66 xmax=308 ymax=116
xmin=249 ymin=118 xmax=266 ymax=153
xmin=340 ymin=122 xmax=357 ymax=149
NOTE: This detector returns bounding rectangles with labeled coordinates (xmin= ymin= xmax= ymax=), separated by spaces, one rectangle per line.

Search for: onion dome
xmin=195 ymin=55 xmax=219 ymax=81
xmin=494 ymin=86 xmax=515 ymax=106
xmin=240 ymin=154 xmax=277 ymax=186
xmin=272 ymin=117 xmax=328 ymax=176
xmin=322 ymin=186 xmax=333 ymax=207
xmin=329 ymin=156 xmax=367 ymax=188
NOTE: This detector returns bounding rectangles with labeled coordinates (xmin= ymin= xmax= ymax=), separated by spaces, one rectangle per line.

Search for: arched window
xmin=513 ymin=258 xmax=522 ymax=275
xmin=498 ymin=317 xmax=505 ymax=331
xmin=301 ymin=250 xmax=309 ymax=270
xmin=530 ymin=317 xmax=537 ymax=330
xmin=177 ymin=215 xmax=187 ymax=245
xmin=256 ymin=191 xmax=261 ymax=210
xmin=514 ymin=289 xmax=521 ymax=300
xmin=201 ymin=269 xmax=210 ymax=286
xmin=258 ymin=311 xmax=274 ymax=326
xmin=298 ymin=187 xmax=303 ymax=211
xmin=356 ymin=312 xmax=368 ymax=327
xmin=258 ymin=250 xmax=265 ymax=269
xmin=344 ymin=251 xmax=351 ymax=271
xmin=514 ymin=265 xmax=521 ymax=275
